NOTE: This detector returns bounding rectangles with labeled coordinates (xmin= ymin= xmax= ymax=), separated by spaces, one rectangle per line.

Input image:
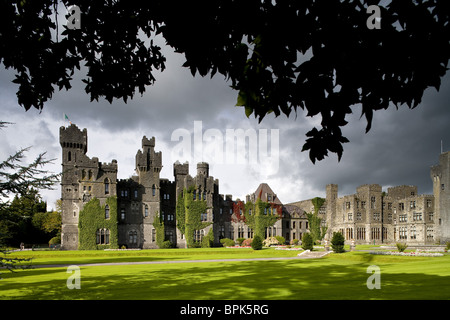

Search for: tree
xmin=1 ymin=1 xmax=449 ymax=162
xmin=301 ymin=232 xmax=314 ymax=251
xmin=331 ymin=232 xmax=345 ymax=253
xmin=3 ymin=187 xmax=48 ymax=246
xmin=0 ymin=123 xmax=60 ymax=211
xmin=0 ymin=122 xmax=59 ymax=273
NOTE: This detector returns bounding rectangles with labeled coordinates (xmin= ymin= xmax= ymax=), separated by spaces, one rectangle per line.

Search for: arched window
xmin=82 ymin=170 xmax=86 ymax=180
xmin=144 ymin=205 xmax=149 ymax=217
xmin=152 ymin=184 xmax=156 ymax=196
xmin=104 ymin=178 xmax=109 ymax=194
xmin=105 ymin=205 xmax=110 ymax=219
xmin=88 ymin=170 xmax=93 ymax=180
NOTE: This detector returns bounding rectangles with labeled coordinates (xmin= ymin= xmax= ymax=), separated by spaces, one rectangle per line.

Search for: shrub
xmin=189 ymin=241 xmax=201 ymax=248
xmin=48 ymin=236 xmax=60 ymax=245
xmin=291 ymin=239 xmax=299 ymax=245
xmin=302 ymin=233 xmax=314 ymax=251
xmin=220 ymin=238 xmax=235 ymax=247
xmin=236 ymin=238 xmax=246 ymax=246
xmin=331 ymin=232 xmax=345 ymax=253
xmin=263 ymin=237 xmax=279 ymax=247
xmin=396 ymin=242 xmax=408 ymax=252
xmin=446 ymin=241 xmax=450 ymax=251
xmin=242 ymin=238 xmax=252 ymax=246
xmin=251 ymin=235 xmax=263 ymax=250
xmin=275 ymin=235 xmax=286 ymax=245
xmin=161 ymin=240 xmax=174 ymax=249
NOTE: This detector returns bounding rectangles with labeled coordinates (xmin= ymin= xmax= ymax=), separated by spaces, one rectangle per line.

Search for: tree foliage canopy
xmin=1 ymin=0 xmax=449 ymax=162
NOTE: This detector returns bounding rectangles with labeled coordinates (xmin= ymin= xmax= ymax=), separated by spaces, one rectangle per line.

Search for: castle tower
xmin=60 ymin=124 xmax=118 ymax=250
xmin=431 ymin=151 xmax=450 ymax=243
xmin=173 ymin=161 xmax=189 ymax=197
xmin=197 ymin=162 xmax=209 ymax=177
xmin=60 ymin=124 xmax=88 ymax=250
xmin=134 ymin=136 xmax=162 ymax=249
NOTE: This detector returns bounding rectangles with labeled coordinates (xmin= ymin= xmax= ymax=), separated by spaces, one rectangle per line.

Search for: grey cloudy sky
xmin=1 ymin=33 xmax=450 ymax=210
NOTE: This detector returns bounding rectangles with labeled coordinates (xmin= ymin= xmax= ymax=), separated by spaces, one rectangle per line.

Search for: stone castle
xmin=60 ymin=124 xmax=450 ymax=250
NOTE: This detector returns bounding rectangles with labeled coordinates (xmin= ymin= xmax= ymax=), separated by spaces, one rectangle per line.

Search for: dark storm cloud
xmin=41 ymin=44 xmax=239 ymax=141
xmin=291 ymin=72 xmax=450 ymax=199
xmin=1 ymin=32 xmax=449 ymax=206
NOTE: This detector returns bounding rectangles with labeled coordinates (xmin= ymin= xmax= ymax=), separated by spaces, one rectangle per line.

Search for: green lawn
xmin=1 ymin=248 xmax=449 ymax=300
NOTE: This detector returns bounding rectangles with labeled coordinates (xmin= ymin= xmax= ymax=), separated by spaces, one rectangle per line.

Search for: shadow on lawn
xmin=3 ymin=257 xmax=450 ymax=300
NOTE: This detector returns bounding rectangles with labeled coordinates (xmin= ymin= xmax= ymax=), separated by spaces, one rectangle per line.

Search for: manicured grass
xmin=1 ymin=249 xmax=449 ymax=300
xmin=6 ymin=247 xmax=300 ymax=266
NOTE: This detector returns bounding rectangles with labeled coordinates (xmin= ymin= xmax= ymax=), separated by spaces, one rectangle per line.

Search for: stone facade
xmin=314 ymin=184 xmax=436 ymax=245
xmin=60 ymin=124 xmax=450 ymax=249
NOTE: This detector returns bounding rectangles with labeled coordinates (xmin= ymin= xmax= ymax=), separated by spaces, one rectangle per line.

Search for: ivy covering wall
xmin=306 ymin=197 xmax=327 ymax=243
xmin=152 ymin=211 xmax=165 ymax=248
xmin=176 ymin=186 xmax=212 ymax=247
xmin=233 ymin=199 xmax=281 ymax=239
xmin=78 ymin=196 xmax=119 ymax=250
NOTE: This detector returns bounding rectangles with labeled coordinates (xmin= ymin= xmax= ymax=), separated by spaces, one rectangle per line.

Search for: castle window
xmin=88 ymin=170 xmax=93 ymax=180
xmin=82 ymin=170 xmax=86 ymax=180
xmin=144 ymin=205 xmax=149 ymax=217
xmin=152 ymin=185 xmax=156 ymax=196
xmin=129 ymin=231 xmax=137 ymax=244
xmin=134 ymin=190 xmax=138 ymax=199
xmin=429 ymin=212 xmax=434 ymax=221
xmin=121 ymin=208 xmax=125 ymax=220
xmin=410 ymin=225 xmax=416 ymax=239
xmin=193 ymin=192 xmax=196 ymax=200
xmin=442 ymin=184 xmax=445 ymax=190
xmin=413 ymin=212 xmax=422 ymax=221
xmin=203 ymin=192 xmax=206 ymax=200
xmin=104 ymin=178 xmax=109 ymax=194
xmin=96 ymin=229 xmax=110 ymax=245
xmin=105 ymin=205 xmax=110 ymax=219
xmin=68 ymin=151 xmax=72 ymax=162
xmin=247 ymin=227 xmax=253 ymax=238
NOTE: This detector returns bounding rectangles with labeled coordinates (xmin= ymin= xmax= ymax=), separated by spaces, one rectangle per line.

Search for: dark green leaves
xmin=1 ymin=0 xmax=449 ymax=163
